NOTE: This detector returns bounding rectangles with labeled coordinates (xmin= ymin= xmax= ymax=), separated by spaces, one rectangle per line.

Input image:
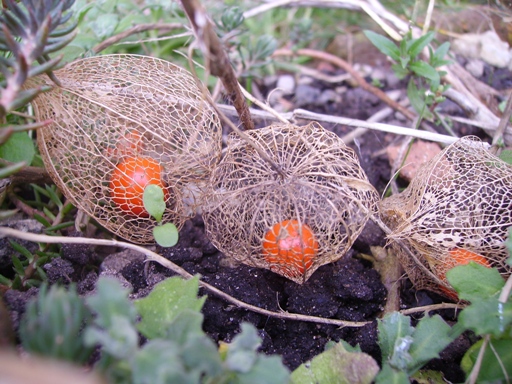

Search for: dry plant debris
xmin=202 ymin=122 xmax=380 ymax=284
xmin=380 ymin=136 xmax=512 ymax=298
xmin=28 ymin=54 xmax=222 ymax=244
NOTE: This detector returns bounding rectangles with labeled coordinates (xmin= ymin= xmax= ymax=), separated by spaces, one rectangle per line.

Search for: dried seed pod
xmin=380 ymin=136 xmax=512 ymax=298
xmin=202 ymin=122 xmax=380 ymax=284
xmin=29 ymin=54 xmax=222 ymax=244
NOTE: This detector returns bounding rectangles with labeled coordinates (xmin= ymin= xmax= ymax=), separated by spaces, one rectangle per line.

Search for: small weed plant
xmin=21 ymin=276 xmax=290 ymax=384
xmin=364 ymin=29 xmax=451 ymax=122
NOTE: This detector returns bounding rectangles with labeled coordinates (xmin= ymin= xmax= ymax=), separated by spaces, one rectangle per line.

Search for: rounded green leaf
xmin=143 ymin=184 xmax=166 ymax=223
xmin=153 ymin=223 xmax=179 ymax=248
xmin=0 ymin=131 xmax=35 ymax=164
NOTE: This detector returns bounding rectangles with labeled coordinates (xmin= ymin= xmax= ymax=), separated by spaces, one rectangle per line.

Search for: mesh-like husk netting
xmin=29 ymin=54 xmax=222 ymax=244
xmin=202 ymin=122 xmax=380 ymax=284
xmin=380 ymin=136 xmax=512 ymax=297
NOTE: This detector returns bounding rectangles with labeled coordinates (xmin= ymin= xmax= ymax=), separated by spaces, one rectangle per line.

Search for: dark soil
xmin=2 ymin=51 xmax=510 ymax=382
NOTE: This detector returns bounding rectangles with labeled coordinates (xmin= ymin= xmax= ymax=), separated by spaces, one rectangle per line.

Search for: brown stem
xmin=93 ymin=23 xmax=186 ymax=54
xmin=273 ymin=48 xmax=417 ymax=121
xmin=0 ymin=160 xmax=53 ymax=186
xmin=180 ymin=0 xmax=254 ymax=130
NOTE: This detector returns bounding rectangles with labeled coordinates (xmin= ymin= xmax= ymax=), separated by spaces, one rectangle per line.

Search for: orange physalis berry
xmin=437 ymin=247 xmax=491 ymax=300
xmin=262 ymin=219 xmax=319 ymax=279
xmin=110 ymin=156 xmax=167 ymax=217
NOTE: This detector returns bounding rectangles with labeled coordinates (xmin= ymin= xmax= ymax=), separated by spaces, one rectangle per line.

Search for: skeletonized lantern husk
xmin=380 ymin=136 xmax=512 ymax=297
xmin=202 ymin=122 xmax=380 ymax=284
xmin=29 ymin=54 xmax=222 ymax=244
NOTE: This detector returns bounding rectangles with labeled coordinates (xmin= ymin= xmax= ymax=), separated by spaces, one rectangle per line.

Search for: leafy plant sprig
xmin=364 ymin=29 xmax=451 ymax=120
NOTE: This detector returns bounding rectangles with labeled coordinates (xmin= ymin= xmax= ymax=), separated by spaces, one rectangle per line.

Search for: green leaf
xmin=134 ymin=276 xmax=206 ymax=340
xmin=90 ymin=13 xmax=119 ymax=39
xmin=236 ymin=354 xmax=290 ymax=384
xmin=458 ymin=298 xmax=512 ymax=337
xmin=84 ymin=314 xmax=139 ymax=359
xmin=408 ymin=315 xmax=454 ymax=374
xmin=409 ymin=61 xmax=440 ymax=87
xmin=12 ymin=255 xmax=25 ymax=276
xmin=252 ymin=34 xmax=277 ymax=62
xmin=172 ymin=311 xmax=224 ymax=377
xmin=390 ymin=63 xmax=409 ymax=80
xmin=133 ymin=340 xmax=196 ymax=384
xmin=153 ymin=223 xmax=179 ymax=247
xmin=407 ymin=32 xmax=435 ymax=59
xmin=407 ymin=79 xmax=431 ymax=120
xmin=291 ymin=341 xmax=378 ymax=384
xmin=83 ymin=278 xmax=139 ymax=360
xmin=447 ymin=263 xmax=505 ymax=302
xmin=376 ymin=363 xmax=409 ymax=384
xmin=363 ymin=30 xmax=400 ymax=61
xmin=0 ymin=131 xmax=35 ymax=164
xmin=378 ymin=312 xmax=414 ymax=363
xmin=143 ymin=184 xmax=166 ymax=222
xmin=499 ymin=149 xmax=512 ymax=165
xmin=431 ymin=42 xmax=451 ymax=67
xmin=86 ymin=277 xmax=138 ymax=328
xmin=410 ymin=370 xmax=446 ymax=384
xmin=20 ymin=284 xmax=93 ymax=364
xmin=461 ymin=337 xmax=512 ymax=382
xmin=225 ymin=323 xmax=261 ymax=373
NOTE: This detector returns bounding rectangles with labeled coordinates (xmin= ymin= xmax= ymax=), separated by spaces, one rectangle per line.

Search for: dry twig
xmin=180 ymin=0 xmax=254 ymax=130
xmin=273 ymin=48 xmax=417 ymax=121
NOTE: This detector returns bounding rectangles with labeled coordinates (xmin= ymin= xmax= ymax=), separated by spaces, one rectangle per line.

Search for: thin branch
xmin=92 ymin=23 xmax=186 ymax=53
xmin=467 ymin=334 xmax=490 ymax=384
xmin=0 ymin=227 xmax=370 ymax=328
xmin=273 ymin=48 xmax=417 ymax=121
xmin=399 ymin=302 xmax=464 ymax=315
xmin=492 ymin=91 xmax=512 ymax=147
xmin=180 ymin=0 xmax=254 ymax=130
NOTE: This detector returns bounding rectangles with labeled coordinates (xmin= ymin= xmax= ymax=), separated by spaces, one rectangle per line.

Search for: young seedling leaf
xmin=446 ymin=262 xmax=504 ymax=302
xmin=363 ymin=30 xmax=400 ymax=61
xmin=407 ymin=31 xmax=435 ymax=59
xmin=409 ymin=61 xmax=440 ymax=88
xmin=407 ymin=78 xmax=430 ymax=120
xmin=291 ymin=341 xmax=378 ymax=384
xmin=143 ymin=184 xmax=166 ymax=223
xmin=153 ymin=222 xmax=179 ymax=248
xmin=378 ymin=312 xmax=414 ymax=367
xmin=407 ymin=315 xmax=454 ymax=374
xmin=431 ymin=41 xmax=451 ymax=67
xmin=134 ymin=276 xmax=206 ymax=340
